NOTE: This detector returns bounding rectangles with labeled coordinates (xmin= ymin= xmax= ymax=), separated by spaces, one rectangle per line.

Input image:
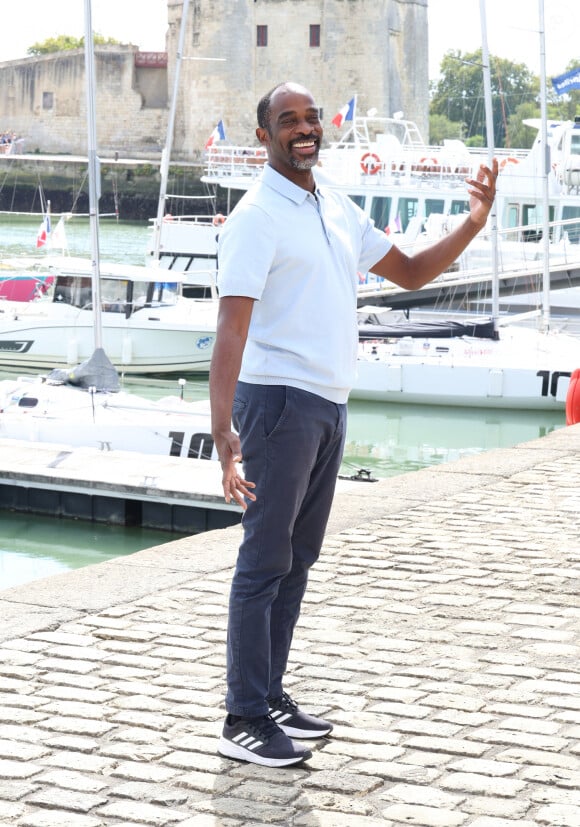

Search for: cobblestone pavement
xmin=1 ymin=425 xmax=579 ymax=826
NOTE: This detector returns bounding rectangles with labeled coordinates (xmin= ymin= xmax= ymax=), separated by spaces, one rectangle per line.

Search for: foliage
xmin=506 ymin=103 xmax=540 ymax=149
xmin=27 ymin=33 xmax=121 ymax=56
xmin=428 ymin=113 xmax=463 ymax=144
xmin=430 ymin=53 xmax=580 ymax=149
xmin=430 ymin=49 xmax=539 ymax=148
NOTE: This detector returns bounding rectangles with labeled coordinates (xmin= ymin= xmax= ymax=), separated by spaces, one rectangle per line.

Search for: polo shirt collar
xmin=262 ymin=163 xmax=320 ymax=205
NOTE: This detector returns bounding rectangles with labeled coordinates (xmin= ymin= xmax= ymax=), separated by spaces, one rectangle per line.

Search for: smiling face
xmin=256 ymin=83 xmax=323 ymax=190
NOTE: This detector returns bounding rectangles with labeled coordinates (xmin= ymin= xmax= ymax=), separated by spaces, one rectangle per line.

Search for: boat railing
xmin=331 ymin=116 xmax=427 ymax=149
xmin=204 ymin=145 xmax=267 ymax=182
xmin=317 ymin=142 xmax=530 ymax=187
xmin=357 ymin=215 xmax=580 ymax=301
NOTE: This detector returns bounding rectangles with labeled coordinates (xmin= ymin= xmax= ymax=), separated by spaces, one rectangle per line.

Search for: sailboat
xmin=0 ymin=0 xmax=217 ymax=461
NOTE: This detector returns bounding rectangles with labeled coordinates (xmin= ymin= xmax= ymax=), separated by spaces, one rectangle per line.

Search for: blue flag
xmin=552 ymin=67 xmax=580 ymax=96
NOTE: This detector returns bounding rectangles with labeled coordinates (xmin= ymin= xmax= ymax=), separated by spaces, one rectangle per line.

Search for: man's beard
xmin=289 ymin=154 xmax=318 ymax=171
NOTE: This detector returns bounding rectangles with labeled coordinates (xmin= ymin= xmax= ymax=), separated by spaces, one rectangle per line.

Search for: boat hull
xmin=0 ymin=379 xmax=216 ymax=460
xmin=353 ymin=327 xmax=580 ymax=410
xmin=0 ymin=308 xmax=216 ymax=375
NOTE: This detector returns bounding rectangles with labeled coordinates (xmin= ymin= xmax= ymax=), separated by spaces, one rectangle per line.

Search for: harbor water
xmin=0 ymin=214 xmax=566 ymax=588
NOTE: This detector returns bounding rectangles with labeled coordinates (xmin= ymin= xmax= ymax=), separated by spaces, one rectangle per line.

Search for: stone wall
xmin=0 ymin=0 xmax=429 ymax=161
xmin=173 ymin=0 xmax=429 ymax=158
xmin=0 ymin=46 xmax=168 ymax=157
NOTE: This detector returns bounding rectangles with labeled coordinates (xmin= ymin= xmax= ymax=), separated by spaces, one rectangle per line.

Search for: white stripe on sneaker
xmin=233 ymin=731 xmax=264 ymax=751
xmin=270 ymin=710 xmax=292 ymax=724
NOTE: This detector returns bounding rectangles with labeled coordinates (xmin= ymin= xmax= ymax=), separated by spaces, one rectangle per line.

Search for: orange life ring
xmin=499 ymin=156 xmax=519 ymax=171
xmin=565 ymin=367 xmax=580 ymax=425
xmin=419 ymin=156 xmax=438 ymax=167
xmin=360 ymin=152 xmax=381 ymax=175
xmin=212 ymin=213 xmax=226 ymax=226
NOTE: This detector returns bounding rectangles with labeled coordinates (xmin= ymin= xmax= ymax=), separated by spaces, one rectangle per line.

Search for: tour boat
xmin=148 ymin=110 xmax=580 ymax=305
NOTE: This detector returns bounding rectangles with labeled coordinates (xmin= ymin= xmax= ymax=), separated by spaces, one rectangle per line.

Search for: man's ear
xmin=256 ymin=127 xmax=269 ymax=146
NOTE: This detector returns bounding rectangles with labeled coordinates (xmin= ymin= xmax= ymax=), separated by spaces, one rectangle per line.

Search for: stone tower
xmin=168 ymin=0 xmax=429 ymax=159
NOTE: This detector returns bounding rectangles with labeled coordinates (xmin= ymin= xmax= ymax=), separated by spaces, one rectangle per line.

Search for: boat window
xmin=17 ymin=397 xmax=38 ymax=408
xmin=398 ymin=198 xmax=419 ymax=232
xmin=129 ymin=280 xmax=151 ymax=310
xmin=130 ymin=280 xmax=180 ymax=311
xmin=153 ymin=281 xmax=179 ymax=305
xmin=425 ymin=199 xmax=445 ymax=218
xmin=505 ymin=204 xmax=520 ymax=241
xmin=100 ymin=278 xmax=129 ymax=313
xmin=562 ymin=206 xmax=580 ymax=243
xmin=370 ymin=197 xmax=391 ymax=231
xmin=450 ymin=200 xmax=469 ymax=215
xmin=521 ymin=204 xmax=555 ymax=241
xmin=571 ymin=134 xmax=580 ymax=155
xmin=53 ymin=276 xmax=92 ymax=309
xmin=349 ymin=194 xmax=365 ymax=209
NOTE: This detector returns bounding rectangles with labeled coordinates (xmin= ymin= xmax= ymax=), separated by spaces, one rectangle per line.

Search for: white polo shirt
xmin=217 ymin=164 xmax=392 ymax=403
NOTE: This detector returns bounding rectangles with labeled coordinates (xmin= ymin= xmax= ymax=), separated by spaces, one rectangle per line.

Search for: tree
xmin=27 ymin=34 xmax=121 ymax=56
xmin=430 ymin=49 xmax=539 ymax=148
xmin=428 ymin=113 xmax=463 ymax=145
xmin=506 ymin=102 xmax=540 ymax=149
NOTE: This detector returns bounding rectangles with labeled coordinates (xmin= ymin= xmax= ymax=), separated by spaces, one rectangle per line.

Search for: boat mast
xmin=83 ymin=0 xmax=103 ymax=349
xmin=478 ymin=0 xmax=499 ymax=325
xmin=538 ymin=0 xmax=551 ymax=331
xmin=151 ymin=0 xmax=191 ymax=263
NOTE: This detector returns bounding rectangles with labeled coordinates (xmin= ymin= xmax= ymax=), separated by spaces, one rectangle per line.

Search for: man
xmin=210 ymin=82 xmax=497 ymax=768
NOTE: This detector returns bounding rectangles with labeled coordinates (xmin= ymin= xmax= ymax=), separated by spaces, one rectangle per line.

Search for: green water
xmin=0 ymin=212 xmax=151 ymax=264
xmin=0 ymin=214 xmax=567 ymax=588
xmin=0 ymin=513 xmax=176 ymax=591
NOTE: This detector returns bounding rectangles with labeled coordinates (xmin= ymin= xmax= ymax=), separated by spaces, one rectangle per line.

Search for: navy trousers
xmin=227 ymin=382 xmax=347 ymax=717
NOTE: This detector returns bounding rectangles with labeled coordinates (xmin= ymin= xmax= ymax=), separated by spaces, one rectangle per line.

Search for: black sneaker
xmin=268 ymin=692 xmax=333 ymax=739
xmin=217 ymin=713 xmax=312 ymax=767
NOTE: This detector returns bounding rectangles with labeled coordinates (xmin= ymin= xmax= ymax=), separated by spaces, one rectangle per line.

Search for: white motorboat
xmin=0 ymin=1 xmax=217 ymax=378
xmin=0 ymin=255 xmax=216 ymax=374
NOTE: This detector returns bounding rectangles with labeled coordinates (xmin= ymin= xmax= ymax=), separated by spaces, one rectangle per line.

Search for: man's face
xmin=257 ymin=85 xmax=323 ymax=183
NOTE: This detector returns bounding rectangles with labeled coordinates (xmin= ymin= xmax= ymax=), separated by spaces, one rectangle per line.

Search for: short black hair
xmin=257 ymin=82 xmax=314 ymax=130
xmin=257 ymin=84 xmax=284 ymax=130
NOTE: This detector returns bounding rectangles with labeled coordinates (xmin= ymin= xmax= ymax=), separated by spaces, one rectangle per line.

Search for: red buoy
xmin=565 ymin=368 xmax=580 ymax=425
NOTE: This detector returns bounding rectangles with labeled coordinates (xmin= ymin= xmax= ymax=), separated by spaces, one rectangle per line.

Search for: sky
xmin=0 ymin=0 xmax=576 ymax=81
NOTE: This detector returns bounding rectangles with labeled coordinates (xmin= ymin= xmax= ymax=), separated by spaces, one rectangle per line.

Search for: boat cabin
xmin=52 ymin=273 xmax=180 ymax=318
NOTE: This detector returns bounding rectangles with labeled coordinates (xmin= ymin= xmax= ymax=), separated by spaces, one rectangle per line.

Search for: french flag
xmin=332 ymin=97 xmax=355 ymax=128
xmin=36 ymin=214 xmax=51 ymax=248
xmin=205 ymin=119 xmax=227 ymax=149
